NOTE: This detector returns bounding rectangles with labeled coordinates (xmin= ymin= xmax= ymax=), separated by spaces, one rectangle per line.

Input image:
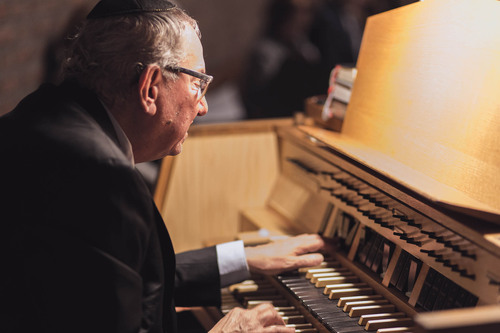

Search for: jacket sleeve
xmin=174 ymin=246 xmax=222 ymax=307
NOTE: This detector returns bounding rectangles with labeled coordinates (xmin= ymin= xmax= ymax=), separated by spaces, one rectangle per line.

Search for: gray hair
xmin=63 ymin=8 xmax=200 ymax=104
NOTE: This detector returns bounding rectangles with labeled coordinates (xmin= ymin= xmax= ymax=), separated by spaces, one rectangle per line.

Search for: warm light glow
xmin=337 ymin=0 xmax=500 ymax=211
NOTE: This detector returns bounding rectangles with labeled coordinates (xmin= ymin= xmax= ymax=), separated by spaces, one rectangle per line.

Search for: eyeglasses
xmin=166 ymin=66 xmax=213 ymax=102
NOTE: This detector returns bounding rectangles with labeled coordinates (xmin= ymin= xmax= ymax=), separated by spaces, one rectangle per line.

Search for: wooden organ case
xmin=154 ymin=1 xmax=500 ymax=332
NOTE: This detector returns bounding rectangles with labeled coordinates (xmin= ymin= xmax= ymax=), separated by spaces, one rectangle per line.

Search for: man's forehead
xmin=179 ymin=26 xmax=206 ymax=71
xmin=87 ymin=0 xmax=176 ymax=19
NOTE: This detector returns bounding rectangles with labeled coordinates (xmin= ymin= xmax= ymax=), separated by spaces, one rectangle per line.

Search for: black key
xmin=390 ymin=251 xmax=409 ymax=287
xmin=433 ymin=278 xmax=452 ymax=311
xmin=442 ymin=281 xmax=458 ymax=310
xmin=328 ymin=320 xmax=363 ymax=331
xmin=318 ymin=203 xmax=334 ymax=236
xmin=424 ymin=273 xmax=444 ymax=310
xmin=357 ymin=228 xmax=375 ymax=264
xmin=395 ymin=254 xmax=412 ymax=292
xmin=464 ymin=291 xmax=478 ymax=307
xmin=433 ymin=290 xmax=446 ymax=310
xmin=454 ymin=287 xmax=469 ymax=308
xmin=365 ymin=235 xmax=382 ymax=269
xmin=335 ymin=326 xmax=368 ymax=333
xmin=417 ymin=268 xmax=437 ymax=309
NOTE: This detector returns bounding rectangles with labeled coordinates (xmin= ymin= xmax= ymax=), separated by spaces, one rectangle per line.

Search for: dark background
xmin=0 ymin=0 xmax=417 ymax=121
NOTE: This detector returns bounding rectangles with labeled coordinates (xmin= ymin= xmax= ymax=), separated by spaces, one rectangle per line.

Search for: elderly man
xmin=0 ymin=1 xmax=325 ymax=332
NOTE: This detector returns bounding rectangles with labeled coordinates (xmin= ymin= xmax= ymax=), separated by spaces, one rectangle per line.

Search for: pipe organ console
xmin=154 ymin=1 xmax=500 ymax=332
xmin=212 ymin=123 xmax=500 ymax=333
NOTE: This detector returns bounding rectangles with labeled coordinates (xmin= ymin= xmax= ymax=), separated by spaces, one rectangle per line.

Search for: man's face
xmin=154 ymin=26 xmax=209 ymax=157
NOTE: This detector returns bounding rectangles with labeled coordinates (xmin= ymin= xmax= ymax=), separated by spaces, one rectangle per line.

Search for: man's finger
xmin=260 ymin=326 xmax=295 ymax=333
xmin=293 ymin=234 xmax=325 ymax=254
xmin=288 ymin=253 xmax=324 ymax=269
xmin=253 ymin=303 xmax=287 ymax=326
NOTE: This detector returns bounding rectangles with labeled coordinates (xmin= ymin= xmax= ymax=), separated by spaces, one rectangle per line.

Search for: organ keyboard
xmin=211 ymin=122 xmax=500 ymax=333
xmin=154 ymin=1 xmax=500 ymax=332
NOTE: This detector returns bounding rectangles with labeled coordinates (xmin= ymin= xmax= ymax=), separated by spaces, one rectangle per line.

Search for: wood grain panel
xmin=340 ymin=0 xmax=500 ymax=213
xmin=156 ymin=123 xmax=282 ymax=252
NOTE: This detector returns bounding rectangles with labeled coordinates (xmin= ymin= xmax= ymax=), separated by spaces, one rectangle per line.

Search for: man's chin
xmin=168 ymin=143 xmax=183 ymax=156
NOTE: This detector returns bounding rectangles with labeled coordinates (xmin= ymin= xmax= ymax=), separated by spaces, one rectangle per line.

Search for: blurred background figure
xmin=240 ymin=0 xmax=326 ymax=119
xmin=239 ymin=0 xmax=416 ymax=120
xmin=311 ymin=0 xmax=396 ymax=74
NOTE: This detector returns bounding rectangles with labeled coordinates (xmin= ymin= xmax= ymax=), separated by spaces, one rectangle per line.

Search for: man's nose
xmin=197 ymin=96 xmax=208 ymax=116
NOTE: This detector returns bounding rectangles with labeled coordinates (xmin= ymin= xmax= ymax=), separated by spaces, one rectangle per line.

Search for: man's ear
xmin=138 ymin=65 xmax=163 ymax=115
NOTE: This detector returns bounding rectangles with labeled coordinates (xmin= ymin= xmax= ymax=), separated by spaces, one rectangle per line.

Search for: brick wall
xmin=0 ymin=0 xmax=98 ymax=115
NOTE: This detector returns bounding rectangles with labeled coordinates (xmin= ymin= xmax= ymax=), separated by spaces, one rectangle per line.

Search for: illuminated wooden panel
xmin=156 ymin=120 xmax=288 ymax=252
xmin=299 ymin=0 xmax=500 ymax=219
xmin=345 ymin=0 xmax=500 ymax=210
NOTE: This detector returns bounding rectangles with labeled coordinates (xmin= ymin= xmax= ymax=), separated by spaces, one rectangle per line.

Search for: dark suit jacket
xmin=0 ymin=82 xmax=221 ymax=333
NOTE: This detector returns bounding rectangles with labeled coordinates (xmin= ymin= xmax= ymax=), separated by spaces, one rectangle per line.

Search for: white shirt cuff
xmin=216 ymin=240 xmax=250 ymax=287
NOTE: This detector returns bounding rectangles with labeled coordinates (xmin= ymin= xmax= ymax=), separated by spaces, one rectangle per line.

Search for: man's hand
xmin=244 ymin=234 xmax=325 ymax=275
xmin=209 ymin=304 xmax=294 ymax=332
